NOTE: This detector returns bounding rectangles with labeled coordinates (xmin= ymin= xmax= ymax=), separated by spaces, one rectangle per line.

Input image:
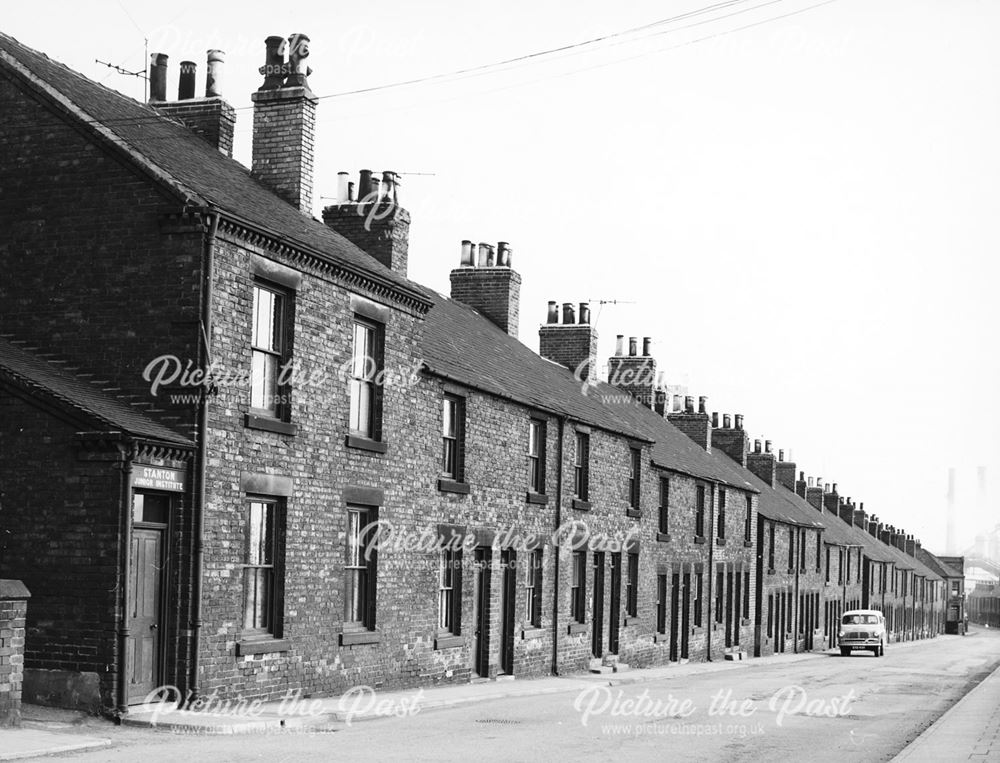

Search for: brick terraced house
xmin=0 ymin=30 xmax=953 ymax=716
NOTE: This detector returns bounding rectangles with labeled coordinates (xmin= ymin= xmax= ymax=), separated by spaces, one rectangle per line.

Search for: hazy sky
xmin=5 ymin=1 xmax=998 ymax=552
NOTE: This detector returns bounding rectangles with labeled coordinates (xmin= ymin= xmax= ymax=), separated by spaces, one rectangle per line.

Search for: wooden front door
xmin=500 ymin=549 xmax=516 ymax=675
xmin=126 ymin=526 xmax=164 ymax=702
xmin=669 ymin=572 xmax=680 ymax=661
xmin=608 ymin=553 xmax=621 ymax=655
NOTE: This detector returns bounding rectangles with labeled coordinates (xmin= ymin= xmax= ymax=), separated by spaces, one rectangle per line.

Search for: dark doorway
xmin=681 ymin=571 xmax=691 ymax=659
xmin=608 ymin=553 xmax=621 ymax=655
xmin=725 ymin=570 xmax=734 ymax=648
xmin=500 ymin=548 xmax=516 ymax=676
xmin=474 ymin=547 xmax=493 ymax=677
xmin=669 ymin=572 xmax=680 ymax=661
xmin=591 ymin=552 xmax=605 ymax=658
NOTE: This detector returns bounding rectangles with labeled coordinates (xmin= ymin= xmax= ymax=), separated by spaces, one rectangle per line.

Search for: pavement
xmin=892 ymin=639 xmax=1000 ymax=761
xmin=0 ymin=633 xmax=996 ymax=759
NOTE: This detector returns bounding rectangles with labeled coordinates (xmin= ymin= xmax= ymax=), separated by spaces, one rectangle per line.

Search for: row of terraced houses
xmin=0 ymin=31 xmax=965 ymax=719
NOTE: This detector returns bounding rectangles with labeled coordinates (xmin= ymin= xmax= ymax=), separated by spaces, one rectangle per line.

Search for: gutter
xmin=188 ymin=210 xmax=219 ymax=702
xmin=115 ymin=441 xmax=138 ymax=715
xmin=551 ymin=416 xmax=566 ymax=676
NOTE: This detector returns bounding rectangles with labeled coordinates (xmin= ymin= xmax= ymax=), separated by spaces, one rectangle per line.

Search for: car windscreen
xmin=842 ymin=614 xmax=881 ymax=625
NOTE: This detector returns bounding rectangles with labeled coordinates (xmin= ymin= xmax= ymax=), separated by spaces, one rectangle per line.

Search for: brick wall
xmin=250 ymin=87 xmax=317 ymax=213
xmin=0 ymin=74 xmax=202 ymax=440
xmin=154 ymin=97 xmax=236 ymax=157
xmin=0 ymin=580 xmax=30 ymax=726
xmin=447 ymin=267 xmax=521 ymax=337
xmin=322 ymin=202 xmax=411 ymax=277
xmin=538 ymin=324 xmax=597 ymax=379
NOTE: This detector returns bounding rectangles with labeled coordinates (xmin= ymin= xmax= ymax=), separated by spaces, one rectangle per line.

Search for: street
xmin=46 ymin=628 xmax=1000 ymax=762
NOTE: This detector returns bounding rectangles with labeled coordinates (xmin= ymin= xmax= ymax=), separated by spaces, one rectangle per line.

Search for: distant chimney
xmin=151 ymin=50 xmax=236 ymax=157
xmin=608 ymin=336 xmax=658 ymax=408
xmin=746 ymin=440 xmax=777 ymax=488
xmin=642 ymin=337 xmax=652 ymax=356
xmin=838 ymin=497 xmax=854 ymax=525
xmin=445 ymin=239 xmax=521 ymax=335
xmin=324 ymin=169 xmax=412 ymax=275
xmin=252 ymin=34 xmax=318 ymax=213
xmin=806 ymin=480 xmax=824 ymax=511
xmin=776 ymin=452 xmax=797 ymax=492
xmin=853 ymin=508 xmax=866 ymax=529
xmin=654 ymin=389 xmax=668 ymax=416
xmin=795 ymin=470 xmax=807 ymax=498
xmin=540 ymin=300 xmax=598 ymax=379
xmin=713 ymin=412 xmax=748 ymax=466
xmin=667 ymin=394 xmax=712 ymax=451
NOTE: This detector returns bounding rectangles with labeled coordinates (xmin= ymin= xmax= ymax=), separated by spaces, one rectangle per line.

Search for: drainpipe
xmin=188 ymin=210 xmax=219 ymax=703
xmin=792 ymin=529 xmax=800 ymax=654
xmin=706 ymin=484 xmax=715 ymax=660
xmin=550 ymin=416 xmax=566 ymax=676
xmin=115 ymin=441 xmax=137 ymax=716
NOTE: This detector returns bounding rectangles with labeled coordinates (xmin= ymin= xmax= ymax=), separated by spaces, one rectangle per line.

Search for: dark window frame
xmin=441 ymin=394 xmax=466 ymax=481
xmin=574 ymin=432 xmax=590 ymax=500
xmin=345 ymin=504 xmax=378 ymax=631
xmin=658 ymin=477 xmax=670 ymax=535
xmin=525 ymin=548 xmax=543 ymax=628
xmin=695 ymin=484 xmax=706 ymax=538
xmin=625 ymin=552 xmax=639 ymax=618
xmin=767 ymin=522 xmax=776 ymax=570
xmin=250 ymin=281 xmax=293 ymax=421
xmin=628 ymin=447 xmax=642 ymax=509
xmin=743 ymin=493 xmax=752 ymax=543
xmin=694 ymin=571 xmax=703 ymax=626
xmin=571 ymin=550 xmax=587 ymax=623
xmin=527 ymin=418 xmax=547 ymax=494
xmin=348 ymin=316 xmax=385 ymax=441
xmin=656 ymin=574 xmax=667 ymax=635
xmin=717 ymin=488 xmax=727 ymax=540
xmin=438 ymin=548 xmax=463 ymax=635
xmin=241 ymin=496 xmax=285 ymax=639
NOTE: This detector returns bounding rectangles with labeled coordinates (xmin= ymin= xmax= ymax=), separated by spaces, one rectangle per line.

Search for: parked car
xmin=838 ymin=609 xmax=886 ymax=656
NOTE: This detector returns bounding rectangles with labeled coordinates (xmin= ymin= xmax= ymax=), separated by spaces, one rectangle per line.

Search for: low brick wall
xmin=0 ymin=579 xmax=30 ymax=727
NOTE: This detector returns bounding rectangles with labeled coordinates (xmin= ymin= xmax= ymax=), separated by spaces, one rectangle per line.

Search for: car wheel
xmin=840 ymin=646 xmax=850 ymax=656
xmin=879 ymin=643 xmax=885 ymax=657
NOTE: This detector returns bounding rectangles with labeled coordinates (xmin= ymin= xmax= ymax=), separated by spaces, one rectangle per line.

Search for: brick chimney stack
xmin=666 ymin=394 xmax=712 ymax=451
xmin=539 ymin=301 xmax=597 ymax=379
xmin=151 ymin=50 xmax=237 ymax=157
xmin=746 ymin=439 xmax=777 ymax=488
xmin=607 ymin=336 xmax=658 ymax=408
xmin=776 ymin=450 xmax=797 ymax=492
xmin=823 ymin=482 xmax=841 ymax=518
xmin=324 ymin=170 xmax=412 ymax=275
xmin=445 ymin=241 xmax=521 ymax=336
xmin=712 ymin=413 xmax=747 ymax=466
xmin=251 ymin=34 xmax=318 ymax=214
xmin=795 ymin=470 xmax=808 ymax=499
xmin=806 ymin=477 xmax=824 ymax=511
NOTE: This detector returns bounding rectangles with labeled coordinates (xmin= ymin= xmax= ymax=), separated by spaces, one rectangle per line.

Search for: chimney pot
xmin=808 ymin=477 xmax=814 ymax=487
xmin=148 ymin=52 xmax=169 ymax=102
xmin=336 ymin=172 xmax=350 ymax=203
xmin=723 ymin=414 xmax=731 ymax=428
xmin=672 ymin=394 xmax=682 ymax=412
xmin=259 ymin=35 xmax=287 ymax=90
xmin=486 ymin=244 xmax=496 ymax=267
xmin=833 ymin=482 xmax=838 ymax=493
xmin=684 ymin=395 xmax=695 ymax=413
xmin=579 ymin=303 xmax=590 ymax=325
xmin=347 ymin=181 xmax=356 ymax=202
xmin=614 ymin=335 xmax=624 ymax=356
xmin=824 ymin=483 xmax=830 ymax=492
xmin=206 ymin=49 xmax=225 ymax=97
xmin=382 ymin=171 xmax=397 ymax=204
xmin=642 ymin=337 xmax=652 ymax=356
xmin=778 ymin=449 xmax=785 ymax=461
xmin=178 ymin=60 xmax=197 ymax=100
xmin=284 ymin=33 xmax=312 ymax=90
xmin=460 ymin=240 xmax=475 ymax=267
xmin=497 ymin=242 xmax=511 ymax=267
xmin=734 ymin=413 xmax=744 ymax=430
xmin=754 ymin=439 xmax=762 ymax=453
xmin=477 ymin=242 xmax=491 ymax=268
xmin=765 ymin=440 xmax=773 ymax=454
xmin=628 ymin=337 xmax=638 ymax=357
xmin=562 ymin=303 xmax=575 ymax=324
xmin=799 ymin=471 xmax=804 ymax=480
xmin=358 ymin=170 xmax=373 ymax=201
xmin=698 ymin=395 xmax=707 ymax=414
xmin=711 ymin=412 xmax=719 ymax=428
xmin=546 ymin=301 xmax=559 ymax=324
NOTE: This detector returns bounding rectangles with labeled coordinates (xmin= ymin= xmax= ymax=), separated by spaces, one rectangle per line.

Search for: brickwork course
xmin=0 ymin=30 xmax=951 ymax=717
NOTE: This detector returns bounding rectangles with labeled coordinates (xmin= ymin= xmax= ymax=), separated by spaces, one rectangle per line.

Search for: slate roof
xmin=0 ymin=31 xmax=428 ymax=309
xmin=713 ymin=453 xmax=823 ymax=530
xmin=419 ymin=293 xmax=757 ymax=491
xmin=916 ymin=547 xmax=964 ymax=579
xmin=0 ymin=337 xmax=192 ymax=446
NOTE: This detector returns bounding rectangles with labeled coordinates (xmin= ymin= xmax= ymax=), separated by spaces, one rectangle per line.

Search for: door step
xmin=589 ymin=657 xmax=613 ymax=674
xmin=495 ymin=674 xmax=515 ymax=682
xmin=724 ymin=650 xmax=748 ymax=661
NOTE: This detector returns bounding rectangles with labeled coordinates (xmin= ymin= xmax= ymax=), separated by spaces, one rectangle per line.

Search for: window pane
xmin=442 ymin=399 xmax=455 ymax=437
xmin=352 ymin=322 xmax=372 ymax=378
xmin=243 ymin=568 xmax=272 ymax=630
xmin=251 ymin=351 xmax=277 ymax=412
xmin=252 ymin=287 xmax=275 ymax=349
xmin=346 ymin=510 xmax=362 ymax=567
xmin=350 ymin=379 xmax=372 ymax=436
xmin=248 ymin=502 xmax=273 ymax=565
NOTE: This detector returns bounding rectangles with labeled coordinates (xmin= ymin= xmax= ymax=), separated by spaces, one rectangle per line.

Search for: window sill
xmin=244 ymin=414 xmax=297 ymax=436
xmin=654 ymin=632 xmax=669 ymax=643
xmin=716 ymin=537 xmax=726 ymax=546
xmin=340 ymin=630 xmax=381 ymax=646
xmin=437 ymin=479 xmax=470 ymax=495
xmin=526 ymin=492 xmax=549 ymax=506
xmin=236 ymin=638 xmax=290 ymax=656
xmin=521 ymin=628 xmax=546 ymax=640
xmin=656 ymin=532 xmax=672 ymax=543
xmin=571 ymin=498 xmax=592 ymax=511
xmin=744 ymin=541 xmax=754 ymax=548
xmin=767 ymin=568 xmax=776 ymax=576
xmin=345 ymin=435 xmax=388 ymax=454
xmin=626 ymin=509 xmax=642 ymax=519
xmin=434 ymin=634 xmax=465 ymax=650
xmin=741 ymin=617 xmax=751 ymax=626
xmin=567 ymin=622 xmax=588 ymax=635
xmin=694 ymin=536 xmax=706 ymax=545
